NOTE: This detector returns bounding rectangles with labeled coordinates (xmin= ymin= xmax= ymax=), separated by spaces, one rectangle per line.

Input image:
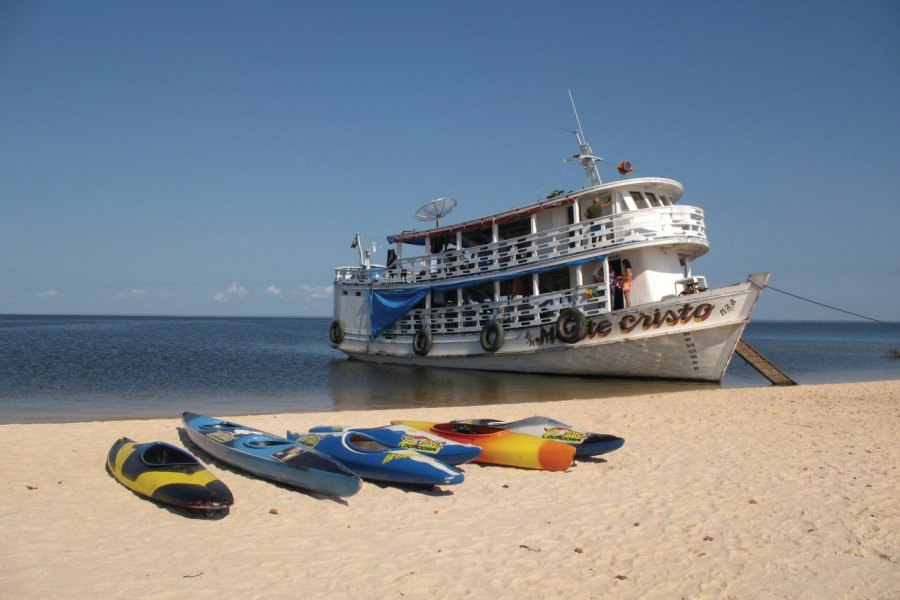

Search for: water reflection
xmin=326 ymin=358 xmax=717 ymax=413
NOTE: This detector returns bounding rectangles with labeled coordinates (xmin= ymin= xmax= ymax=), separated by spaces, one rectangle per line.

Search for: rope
xmin=765 ymin=285 xmax=897 ymax=326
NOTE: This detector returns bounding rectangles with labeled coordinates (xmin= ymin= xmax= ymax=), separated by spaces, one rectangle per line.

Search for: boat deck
xmin=336 ymin=205 xmax=708 ymax=288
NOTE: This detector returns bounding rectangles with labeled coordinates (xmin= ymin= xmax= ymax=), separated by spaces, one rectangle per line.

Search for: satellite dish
xmin=415 ymin=197 xmax=457 ymax=227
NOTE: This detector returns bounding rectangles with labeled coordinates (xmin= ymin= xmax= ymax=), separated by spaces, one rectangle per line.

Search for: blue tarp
xmin=368 ymin=255 xmax=604 ymax=338
xmin=368 ymin=288 xmax=430 ymax=338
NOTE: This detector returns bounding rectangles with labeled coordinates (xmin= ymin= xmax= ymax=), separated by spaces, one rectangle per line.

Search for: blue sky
xmin=2 ymin=0 xmax=898 ymax=320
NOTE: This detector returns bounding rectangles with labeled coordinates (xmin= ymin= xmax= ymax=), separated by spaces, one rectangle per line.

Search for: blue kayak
xmin=286 ymin=430 xmax=464 ymax=486
xmin=453 ymin=416 xmax=625 ymax=458
xmin=308 ymin=424 xmax=481 ymax=466
xmin=181 ymin=412 xmax=362 ymax=497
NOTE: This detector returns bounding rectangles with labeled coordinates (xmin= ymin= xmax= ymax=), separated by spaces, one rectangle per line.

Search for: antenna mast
xmin=567 ymin=89 xmax=603 ymax=186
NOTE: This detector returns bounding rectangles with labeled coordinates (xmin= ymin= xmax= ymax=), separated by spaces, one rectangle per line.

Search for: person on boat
xmin=585 ymin=196 xmax=612 ymax=219
xmin=616 ymin=260 xmax=633 ymax=308
xmin=585 ymin=197 xmax=612 ymax=244
xmin=610 ymin=268 xmax=623 ymax=310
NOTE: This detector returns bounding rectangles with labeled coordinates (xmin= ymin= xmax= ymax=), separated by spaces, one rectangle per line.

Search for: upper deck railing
xmin=335 ymin=205 xmax=707 ymax=287
xmin=383 ymin=282 xmax=611 ymax=337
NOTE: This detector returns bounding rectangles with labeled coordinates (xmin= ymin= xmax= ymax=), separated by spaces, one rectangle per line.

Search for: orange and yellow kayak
xmin=392 ymin=420 xmax=575 ymax=471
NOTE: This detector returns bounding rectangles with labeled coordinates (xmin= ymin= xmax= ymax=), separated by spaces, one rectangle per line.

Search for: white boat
xmin=329 ymin=103 xmax=769 ymax=382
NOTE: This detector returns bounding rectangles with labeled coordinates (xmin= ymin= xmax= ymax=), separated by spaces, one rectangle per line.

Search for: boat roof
xmin=387 ymin=177 xmax=684 ymax=245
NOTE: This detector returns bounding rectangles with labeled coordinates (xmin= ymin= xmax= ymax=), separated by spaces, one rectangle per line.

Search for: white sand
xmin=1 ymin=381 xmax=898 ymax=599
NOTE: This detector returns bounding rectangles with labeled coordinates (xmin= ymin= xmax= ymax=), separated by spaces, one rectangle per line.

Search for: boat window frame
xmin=630 ymin=191 xmax=650 ymax=209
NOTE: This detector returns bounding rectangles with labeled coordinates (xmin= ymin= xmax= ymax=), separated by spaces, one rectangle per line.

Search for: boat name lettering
xmin=527 ymin=302 xmax=716 ymax=347
xmin=542 ymin=427 xmax=586 ymax=443
xmin=719 ymin=298 xmax=737 ymax=316
xmin=296 ymin=434 xmax=323 ymax=448
xmin=589 ymin=319 xmax=614 ymax=338
xmin=206 ymin=431 xmax=234 ymax=443
xmin=398 ymin=435 xmax=444 ymax=454
xmin=618 ymin=302 xmax=713 ymax=333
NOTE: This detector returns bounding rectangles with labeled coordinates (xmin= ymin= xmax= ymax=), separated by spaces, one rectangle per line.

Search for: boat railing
xmin=334 ymin=205 xmax=706 ymax=286
xmin=382 ymin=284 xmax=611 ymax=337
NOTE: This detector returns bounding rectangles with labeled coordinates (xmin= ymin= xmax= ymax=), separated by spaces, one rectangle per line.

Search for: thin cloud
xmin=214 ymin=281 xmax=249 ymax=303
xmin=292 ymin=284 xmax=332 ymax=300
xmin=114 ymin=288 xmax=148 ymax=299
xmin=38 ymin=290 xmax=59 ymax=298
xmin=212 ymin=281 xmax=331 ymax=303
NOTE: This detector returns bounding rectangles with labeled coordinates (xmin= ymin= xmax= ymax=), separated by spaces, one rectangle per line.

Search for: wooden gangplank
xmin=735 ymin=339 xmax=797 ymax=386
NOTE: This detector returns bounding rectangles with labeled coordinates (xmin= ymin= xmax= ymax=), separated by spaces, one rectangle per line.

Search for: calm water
xmin=0 ymin=315 xmax=897 ymax=424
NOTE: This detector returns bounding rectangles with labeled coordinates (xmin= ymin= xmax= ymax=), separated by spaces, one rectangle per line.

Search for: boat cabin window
xmin=538 ymin=267 xmax=571 ymax=294
xmin=461 ymin=228 xmax=492 ymax=248
xmin=431 ymin=288 xmax=455 ymax=307
xmin=429 ymin=234 xmax=457 ymax=253
xmin=498 ymin=217 xmax=531 ymax=240
xmin=463 ymin=282 xmax=493 ymax=304
xmin=630 ymin=191 xmax=650 ymax=209
xmin=645 ymin=192 xmax=661 ymax=207
xmin=658 ymin=195 xmax=671 ymax=206
xmin=500 ymin=276 xmax=530 ymax=299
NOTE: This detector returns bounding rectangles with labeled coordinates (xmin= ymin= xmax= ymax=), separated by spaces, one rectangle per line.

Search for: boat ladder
xmin=735 ymin=339 xmax=797 ymax=386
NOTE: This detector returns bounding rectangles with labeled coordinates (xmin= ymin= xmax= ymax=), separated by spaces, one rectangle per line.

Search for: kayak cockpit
xmin=242 ymin=438 xmax=294 ymax=449
xmin=345 ymin=432 xmax=392 ymax=453
xmin=140 ymin=442 xmax=200 ymax=467
xmin=433 ymin=422 xmax=504 ymax=437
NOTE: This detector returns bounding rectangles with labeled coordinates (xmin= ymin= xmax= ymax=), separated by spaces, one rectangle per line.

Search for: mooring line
xmin=765 ymin=285 xmax=897 ymax=326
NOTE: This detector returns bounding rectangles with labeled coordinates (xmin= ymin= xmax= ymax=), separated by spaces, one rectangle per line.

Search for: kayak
xmin=106 ymin=437 xmax=233 ymax=514
xmin=453 ymin=417 xmax=625 ymax=457
xmin=181 ymin=412 xmax=362 ymax=498
xmin=308 ymin=424 xmax=482 ymax=466
xmin=286 ymin=430 xmax=464 ymax=486
xmin=392 ymin=420 xmax=575 ymax=471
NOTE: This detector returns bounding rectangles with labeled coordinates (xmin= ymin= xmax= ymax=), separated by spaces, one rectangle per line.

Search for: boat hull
xmin=454 ymin=417 xmax=624 ymax=458
xmin=106 ymin=437 xmax=234 ymax=512
xmin=335 ymin=274 xmax=768 ymax=382
xmin=307 ymin=424 xmax=482 ymax=466
xmin=181 ymin=412 xmax=362 ymax=498
xmin=286 ymin=430 xmax=464 ymax=486
xmin=393 ymin=420 xmax=575 ymax=471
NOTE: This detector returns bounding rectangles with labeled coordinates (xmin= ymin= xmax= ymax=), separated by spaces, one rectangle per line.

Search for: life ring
xmin=480 ymin=321 xmax=504 ymax=352
xmin=329 ymin=320 xmax=345 ymax=344
xmin=556 ymin=308 xmax=587 ymax=344
xmin=413 ymin=327 xmax=433 ymax=356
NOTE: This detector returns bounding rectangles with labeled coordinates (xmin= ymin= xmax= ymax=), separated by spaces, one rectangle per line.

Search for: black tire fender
xmin=480 ymin=320 xmax=504 ymax=352
xmin=329 ymin=320 xmax=345 ymax=344
xmin=413 ymin=327 xmax=433 ymax=356
xmin=556 ymin=308 xmax=587 ymax=344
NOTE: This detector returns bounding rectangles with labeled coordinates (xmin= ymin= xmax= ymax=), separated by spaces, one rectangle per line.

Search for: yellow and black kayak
xmin=106 ymin=437 xmax=233 ymax=514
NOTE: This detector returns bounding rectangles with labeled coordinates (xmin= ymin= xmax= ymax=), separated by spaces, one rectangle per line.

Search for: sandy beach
xmin=1 ymin=380 xmax=897 ymax=599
